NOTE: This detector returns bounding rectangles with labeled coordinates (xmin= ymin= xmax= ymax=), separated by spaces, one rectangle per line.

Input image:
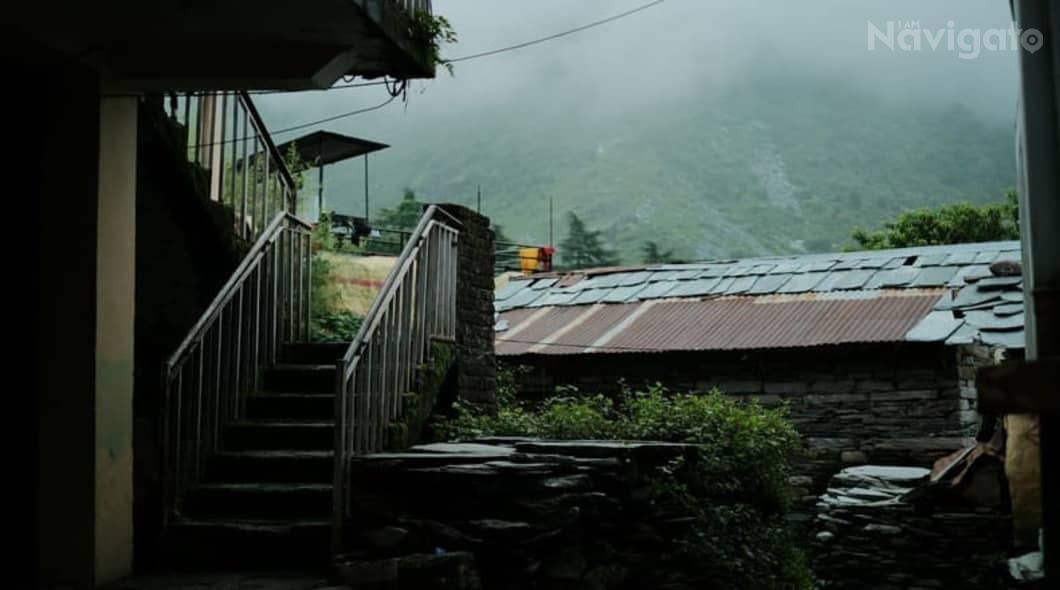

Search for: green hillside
xmin=319 ymin=72 xmax=1015 ymax=263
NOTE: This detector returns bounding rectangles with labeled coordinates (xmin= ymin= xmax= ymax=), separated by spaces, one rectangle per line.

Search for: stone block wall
xmin=504 ymin=342 xmax=978 ymax=500
xmin=812 ymin=465 xmax=1029 ymax=589
xmin=439 ymin=205 xmax=496 ymax=407
xmin=339 ymin=440 xmax=746 ymax=590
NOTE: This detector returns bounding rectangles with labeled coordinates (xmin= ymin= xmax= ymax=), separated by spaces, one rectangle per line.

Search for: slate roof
xmin=495 ymin=241 xmax=1025 ymax=355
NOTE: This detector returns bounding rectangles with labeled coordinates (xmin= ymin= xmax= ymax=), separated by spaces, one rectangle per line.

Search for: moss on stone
xmin=385 ymin=339 xmax=456 ymax=451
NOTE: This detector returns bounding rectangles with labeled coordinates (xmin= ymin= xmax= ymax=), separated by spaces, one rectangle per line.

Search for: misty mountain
xmin=259 ymin=0 xmax=1018 ymax=263
xmin=303 ymin=71 xmax=1015 ymax=261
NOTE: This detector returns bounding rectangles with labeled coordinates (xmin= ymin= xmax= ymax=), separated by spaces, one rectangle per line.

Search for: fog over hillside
xmin=258 ymin=0 xmax=1019 ymax=261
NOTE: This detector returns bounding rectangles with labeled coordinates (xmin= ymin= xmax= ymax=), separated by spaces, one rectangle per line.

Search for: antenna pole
xmin=549 ymin=195 xmax=554 ymax=248
xmin=364 ymin=154 xmax=369 ymax=223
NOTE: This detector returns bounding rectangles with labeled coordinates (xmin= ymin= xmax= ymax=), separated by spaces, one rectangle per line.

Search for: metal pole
xmin=318 ymin=164 xmax=325 ymax=220
xmin=477 ymin=185 xmax=481 ymax=214
xmin=318 ymin=135 xmax=326 ymax=220
xmin=549 ymin=195 xmax=554 ymax=248
xmin=364 ymin=154 xmax=370 ymax=224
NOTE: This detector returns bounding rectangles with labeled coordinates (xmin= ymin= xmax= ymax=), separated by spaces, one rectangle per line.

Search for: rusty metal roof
xmin=497 ymin=291 xmax=941 ymax=355
xmin=495 ymin=241 xmax=1026 ymax=355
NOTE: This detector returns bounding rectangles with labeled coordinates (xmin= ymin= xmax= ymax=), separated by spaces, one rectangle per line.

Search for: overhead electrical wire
xmin=181 ymin=1 xmax=666 ymax=145
xmin=249 ymin=0 xmax=666 ymax=96
xmin=270 ymin=94 xmax=399 ymax=136
xmin=181 ymin=94 xmax=399 ymax=151
xmin=448 ymin=0 xmax=665 ymax=63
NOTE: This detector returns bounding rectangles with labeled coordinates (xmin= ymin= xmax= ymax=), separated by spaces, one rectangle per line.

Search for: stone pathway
xmin=103 ymin=572 xmax=345 ymax=590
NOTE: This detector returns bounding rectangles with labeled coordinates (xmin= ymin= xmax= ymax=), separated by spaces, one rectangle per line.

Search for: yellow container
xmin=519 ymin=248 xmax=540 ymax=273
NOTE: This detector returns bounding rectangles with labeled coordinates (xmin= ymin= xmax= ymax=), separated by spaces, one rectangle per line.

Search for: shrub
xmin=308 ymin=214 xmax=364 ymax=342
xmin=432 ymin=377 xmax=811 ymax=589
xmin=310 ymin=310 xmax=363 ymax=342
xmin=436 ymin=380 xmax=798 ymax=510
xmin=619 ymin=383 xmax=798 ymax=511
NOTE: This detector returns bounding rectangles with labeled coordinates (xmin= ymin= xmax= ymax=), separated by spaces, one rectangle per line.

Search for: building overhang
xmin=16 ymin=0 xmax=435 ymax=91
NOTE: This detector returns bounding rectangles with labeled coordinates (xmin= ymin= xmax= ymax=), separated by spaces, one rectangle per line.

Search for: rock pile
xmin=811 ymin=465 xmax=1035 ymax=589
xmin=334 ymin=439 xmax=720 ymax=590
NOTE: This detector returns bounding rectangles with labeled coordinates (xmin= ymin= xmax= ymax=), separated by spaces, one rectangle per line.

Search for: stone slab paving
xmin=103 ymin=572 xmax=344 ymax=590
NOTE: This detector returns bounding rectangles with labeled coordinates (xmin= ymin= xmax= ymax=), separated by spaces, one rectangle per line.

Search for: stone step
xmin=263 ymin=364 xmax=336 ymax=394
xmin=246 ymin=393 xmax=336 ymax=420
xmin=225 ymin=420 xmax=334 ymax=451
xmin=162 ymin=518 xmax=331 ymax=569
xmin=334 ymin=552 xmax=480 ymax=589
xmin=206 ymin=450 xmax=334 ymax=484
xmin=181 ymin=483 xmax=333 ymax=519
xmin=283 ymin=341 xmax=350 ymax=364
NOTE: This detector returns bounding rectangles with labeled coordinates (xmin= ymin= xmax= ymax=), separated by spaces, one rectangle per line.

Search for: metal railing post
xmin=331 ymin=206 xmax=461 ymax=554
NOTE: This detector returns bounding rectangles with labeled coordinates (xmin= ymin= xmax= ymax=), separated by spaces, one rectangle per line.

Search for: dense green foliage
xmin=850 ymin=190 xmax=1019 ymax=250
xmin=407 ymin=11 xmax=458 ymax=75
xmin=660 ymin=477 xmax=814 ymax=590
xmin=437 ymin=380 xmax=798 ymax=508
xmin=308 ymin=214 xmax=364 ymax=341
xmin=376 ymin=188 xmax=427 ymax=229
xmin=433 ymin=373 xmax=809 ymax=588
xmin=559 ymin=212 xmax=618 ymax=268
xmin=310 ymin=310 xmax=363 ymax=342
xmin=319 ymin=74 xmax=1014 ymax=263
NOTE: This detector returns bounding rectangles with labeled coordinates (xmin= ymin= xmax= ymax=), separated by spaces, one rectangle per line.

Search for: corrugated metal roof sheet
xmin=496 ymin=306 xmax=589 ymax=356
xmin=496 ymin=240 xmax=1026 ymax=353
xmin=496 ymin=292 xmax=941 ymax=355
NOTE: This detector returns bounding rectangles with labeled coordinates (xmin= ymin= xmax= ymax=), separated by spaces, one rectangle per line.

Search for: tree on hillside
xmin=849 ymin=190 xmax=1019 ymax=250
xmin=376 ymin=188 xmax=426 ymax=229
xmin=492 ymin=223 xmax=513 ymax=245
xmin=642 ymin=241 xmax=677 ymax=264
xmin=560 ymin=212 xmax=619 ymax=269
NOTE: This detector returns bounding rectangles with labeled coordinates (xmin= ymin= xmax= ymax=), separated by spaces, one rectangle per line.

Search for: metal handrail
xmin=162 ymin=210 xmax=313 ymax=524
xmin=169 ymin=91 xmax=299 ymax=242
xmin=165 ymin=212 xmax=310 ymax=371
xmin=239 ymin=91 xmax=298 ymax=197
xmin=332 ymin=204 xmax=460 ymax=549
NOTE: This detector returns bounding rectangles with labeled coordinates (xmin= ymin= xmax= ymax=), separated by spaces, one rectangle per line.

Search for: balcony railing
xmin=395 ymin=0 xmax=432 ymax=14
xmin=170 ymin=91 xmax=298 ymax=242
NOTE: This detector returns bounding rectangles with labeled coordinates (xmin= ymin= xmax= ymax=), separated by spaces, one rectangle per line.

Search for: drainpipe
xmin=1012 ymin=0 xmax=1059 ymax=581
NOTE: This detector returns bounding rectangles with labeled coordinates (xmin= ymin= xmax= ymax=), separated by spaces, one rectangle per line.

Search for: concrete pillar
xmin=34 ymin=85 xmax=137 ymax=588
xmin=94 ymin=96 xmax=138 ymax=585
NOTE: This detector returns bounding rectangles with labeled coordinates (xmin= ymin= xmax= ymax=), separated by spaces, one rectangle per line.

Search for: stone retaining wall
xmin=811 ymin=465 xmax=1031 ymax=589
xmin=441 ymin=204 xmax=496 ymax=407
xmin=506 ymin=342 xmax=987 ymax=501
xmin=337 ymin=440 xmax=746 ymax=590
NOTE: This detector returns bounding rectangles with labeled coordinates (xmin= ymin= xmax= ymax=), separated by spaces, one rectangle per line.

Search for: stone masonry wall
xmin=812 ymin=465 xmax=1028 ymax=589
xmin=505 ymin=342 xmax=978 ymax=501
xmin=440 ymin=205 xmax=496 ymax=407
xmin=338 ymin=440 xmax=743 ymax=590
xmin=958 ymin=344 xmax=1006 ymax=435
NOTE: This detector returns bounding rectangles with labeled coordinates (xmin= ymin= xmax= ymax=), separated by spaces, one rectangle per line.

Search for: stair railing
xmin=332 ymin=205 xmax=460 ymax=548
xmin=161 ymin=210 xmax=313 ymax=524
xmin=169 ymin=90 xmax=298 ymax=242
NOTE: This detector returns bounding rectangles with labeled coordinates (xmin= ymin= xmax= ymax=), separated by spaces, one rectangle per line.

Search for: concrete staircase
xmin=164 ymin=342 xmax=346 ymax=568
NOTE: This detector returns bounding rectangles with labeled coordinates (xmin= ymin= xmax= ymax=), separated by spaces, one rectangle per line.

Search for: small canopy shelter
xmin=275 ymin=130 xmax=389 ymax=221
